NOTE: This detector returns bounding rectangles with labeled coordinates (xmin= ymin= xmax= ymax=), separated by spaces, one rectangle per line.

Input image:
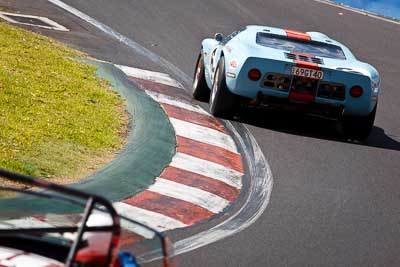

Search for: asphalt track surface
xmin=6 ymin=0 xmax=400 ymax=266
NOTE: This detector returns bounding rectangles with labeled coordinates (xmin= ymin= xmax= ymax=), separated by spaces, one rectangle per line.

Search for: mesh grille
xmin=261 ymin=73 xmax=291 ymax=91
xmin=285 ymin=53 xmax=324 ymax=65
xmin=317 ymin=82 xmax=346 ymax=101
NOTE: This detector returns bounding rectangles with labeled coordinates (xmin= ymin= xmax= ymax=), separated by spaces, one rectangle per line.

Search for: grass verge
xmin=0 ymin=21 xmax=128 ymax=182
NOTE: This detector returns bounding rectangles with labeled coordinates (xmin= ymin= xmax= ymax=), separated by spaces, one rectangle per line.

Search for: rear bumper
xmin=248 ymin=92 xmax=345 ymax=120
xmin=226 ymin=57 xmax=377 ymax=116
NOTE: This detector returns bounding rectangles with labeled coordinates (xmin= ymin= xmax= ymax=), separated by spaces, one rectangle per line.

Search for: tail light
xmin=248 ymin=68 xmax=261 ymax=81
xmin=350 ymin=86 xmax=363 ymax=97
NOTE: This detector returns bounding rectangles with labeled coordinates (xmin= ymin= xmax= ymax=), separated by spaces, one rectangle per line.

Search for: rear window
xmin=256 ymin=32 xmax=346 ymax=60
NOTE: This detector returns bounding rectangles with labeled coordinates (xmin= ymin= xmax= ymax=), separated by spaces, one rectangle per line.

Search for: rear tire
xmin=341 ymin=104 xmax=377 ymax=141
xmin=209 ymin=56 xmax=238 ymax=118
xmin=192 ymin=52 xmax=210 ymax=102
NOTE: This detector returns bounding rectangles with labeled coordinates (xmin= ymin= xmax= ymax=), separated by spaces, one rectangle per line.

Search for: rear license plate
xmin=291 ymin=66 xmax=323 ymax=80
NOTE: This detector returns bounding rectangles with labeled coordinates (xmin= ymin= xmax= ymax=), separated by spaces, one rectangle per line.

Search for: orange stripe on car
xmin=294 ymin=60 xmax=321 ymax=70
xmin=285 ymin=29 xmax=311 ymax=41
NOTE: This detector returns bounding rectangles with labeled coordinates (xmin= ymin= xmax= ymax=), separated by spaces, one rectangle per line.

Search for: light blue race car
xmin=192 ymin=25 xmax=381 ymax=140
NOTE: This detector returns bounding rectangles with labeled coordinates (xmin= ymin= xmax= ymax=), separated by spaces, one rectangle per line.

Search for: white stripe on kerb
xmin=0 ymin=217 xmax=53 ymax=229
xmin=120 ymin=220 xmax=156 ymax=240
xmin=170 ymin=153 xmax=242 ymax=189
xmin=0 ymin=246 xmax=17 ymax=259
xmin=91 ymin=209 xmax=156 ymax=240
xmin=114 ymin=202 xmax=186 ymax=231
xmin=1 ymin=251 xmax=63 ymax=266
xmin=116 ymin=65 xmax=184 ymax=88
xmin=48 ymin=0 xmax=192 ymax=86
xmin=170 ymin=118 xmax=238 ymax=153
xmin=145 ymin=91 xmax=210 ymax=116
xmin=148 ymin=178 xmax=230 ymax=213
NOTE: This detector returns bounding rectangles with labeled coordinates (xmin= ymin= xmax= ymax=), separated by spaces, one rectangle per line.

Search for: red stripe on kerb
xmin=285 ymin=29 xmax=311 ymax=41
xmin=162 ymin=103 xmax=227 ymax=134
xmin=160 ymin=166 xmax=240 ymax=202
xmin=177 ymin=136 xmax=244 ymax=173
xmin=124 ymin=191 xmax=214 ymax=225
xmin=6 ymin=252 xmax=28 ymax=261
xmin=128 ymin=77 xmax=192 ymax=102
xmin=119 ymin=229 xmax=144 ymax=247
xmin=294 ymin=60 xmax=321 ymax=70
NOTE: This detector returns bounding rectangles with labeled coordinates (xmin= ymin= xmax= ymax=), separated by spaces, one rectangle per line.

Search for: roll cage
xmin=0 ymin=169 xmax=172 ymax=267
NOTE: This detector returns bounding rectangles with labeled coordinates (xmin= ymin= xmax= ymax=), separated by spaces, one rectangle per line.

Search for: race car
xmin=0 ymin=169 xmax=174 ymax=267
xmin=192 ymin=25 xmax=381 ymax=140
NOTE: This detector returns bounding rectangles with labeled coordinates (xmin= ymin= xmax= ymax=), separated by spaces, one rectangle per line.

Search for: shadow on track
xmin=367 ymin=127 xmax=400 ymax=151
xmin=231 ymin=107 xmax=400 ymax=152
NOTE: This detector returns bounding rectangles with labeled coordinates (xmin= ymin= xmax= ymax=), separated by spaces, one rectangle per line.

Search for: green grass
xmin=0 ymin=21 xmax=127 ymax=181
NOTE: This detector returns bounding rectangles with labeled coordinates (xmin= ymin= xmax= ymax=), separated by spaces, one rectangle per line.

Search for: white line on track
xmin=170 ymin=118 xmax=238 ymax=153
xmin=47 ymin=0 xmax=191 ymax=86
xmin=148 ymin=178 xmax=229 ymax=214
xmin=170 ymin=153 xmax=242 ymax=189
xmin=0 ymin=11 xmax=69 ymax=31
xmin=145 ymin=91 xmax=211 ymax=116
xmin=116 ymin=65 xmax=184 ymax=89
xmin=114 ymin=202 xmax=187 ymax=232
xmin=313 ymin=0 xmax=400 ymax=25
